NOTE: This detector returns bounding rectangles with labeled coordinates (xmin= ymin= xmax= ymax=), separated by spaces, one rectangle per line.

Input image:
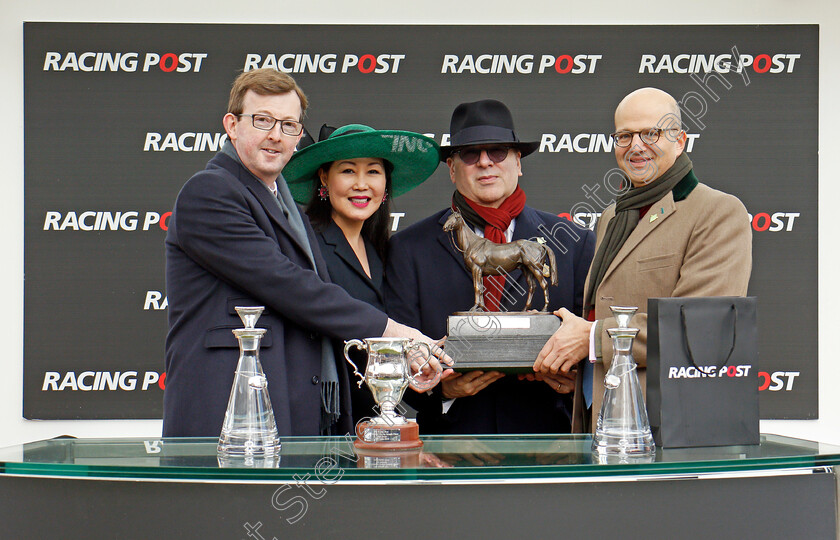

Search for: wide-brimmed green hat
xmin=284 ymin=124 xmax=440 ymax=204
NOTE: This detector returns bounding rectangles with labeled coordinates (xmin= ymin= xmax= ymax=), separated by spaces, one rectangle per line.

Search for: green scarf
xmin=585 ymin=152 xmax=697 ymax=316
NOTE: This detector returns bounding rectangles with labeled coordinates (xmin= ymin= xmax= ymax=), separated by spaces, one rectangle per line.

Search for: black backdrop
xmin=23 ymin=23 xmax=818 ymax=419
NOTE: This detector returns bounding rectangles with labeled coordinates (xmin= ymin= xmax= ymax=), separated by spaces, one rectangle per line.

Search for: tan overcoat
xmin=572 ymin=181 xmax=752 ymax=432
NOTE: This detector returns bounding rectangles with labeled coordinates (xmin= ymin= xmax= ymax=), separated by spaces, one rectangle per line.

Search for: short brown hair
xmin=227 ymin=68 xmax=308 ymax=118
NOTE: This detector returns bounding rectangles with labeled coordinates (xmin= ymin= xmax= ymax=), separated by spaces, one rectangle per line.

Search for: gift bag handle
xmin=680 ymin=304 xmax=737 ymax=375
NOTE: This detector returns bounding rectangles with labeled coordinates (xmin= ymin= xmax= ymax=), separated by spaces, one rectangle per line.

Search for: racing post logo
xmin=639 ymin=53 xmax=801 ymax=74
xmin=441 ymin=53 xmax=602 ymax=74
xmin=43 ymin=211 xmax=170 ymax=231
xmin=244 ymin=53 xmax=405 ymax=74
xmin=43 ymin=51 xmax=207 ymax=72
xmin=42 ymin=370 xmax=164 ymax=391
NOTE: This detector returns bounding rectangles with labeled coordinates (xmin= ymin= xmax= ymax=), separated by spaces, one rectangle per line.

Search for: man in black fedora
xmin=385 ymin=99 xmax=595 ymax=434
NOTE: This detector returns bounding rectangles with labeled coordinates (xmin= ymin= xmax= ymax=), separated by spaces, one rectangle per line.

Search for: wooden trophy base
xmin=354 ymin=420 xmax=423 ymax=451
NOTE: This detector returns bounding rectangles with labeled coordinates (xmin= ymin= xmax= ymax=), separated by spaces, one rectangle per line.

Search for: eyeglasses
xmin=611 ymin=128 xmax=680 ymax=148
xmin=238 ymin=114 xmax=304 ymax=136
xmin=454 ymin=146 xmax=511 ymax=165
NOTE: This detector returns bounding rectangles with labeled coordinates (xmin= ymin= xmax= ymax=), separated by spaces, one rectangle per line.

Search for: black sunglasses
xmin=454 ymin=146 xmax=511 ymax=165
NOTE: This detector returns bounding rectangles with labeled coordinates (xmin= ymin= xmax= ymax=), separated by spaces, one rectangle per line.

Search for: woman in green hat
xmin=284 ymin=123 xmax=440 ymax=425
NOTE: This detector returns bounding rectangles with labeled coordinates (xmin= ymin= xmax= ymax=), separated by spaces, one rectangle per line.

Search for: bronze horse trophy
xmin=443 ymin=210 xmax=558 ymax=312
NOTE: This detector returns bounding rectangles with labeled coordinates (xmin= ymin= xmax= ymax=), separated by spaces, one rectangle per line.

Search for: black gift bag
xmin=647 ymin=297 xmax=759 ymax=448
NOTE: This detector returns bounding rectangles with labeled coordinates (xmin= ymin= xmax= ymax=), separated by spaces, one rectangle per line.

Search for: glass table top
xmin=1 ymin=434 xmax=838 ymax=482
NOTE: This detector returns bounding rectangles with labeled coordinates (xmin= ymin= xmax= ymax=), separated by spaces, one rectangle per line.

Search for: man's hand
xmin=384 ymin=319 xmax=454 ymax=390
xmin=441 ymin=370 xmax=505 ymax=399
xmin=419 ymin=452 xmax=453 ymax=468
xmin=533 ymin=308 xmax=592 ymax=375
xmin=517 ymin=369 xmax=576 ymax=393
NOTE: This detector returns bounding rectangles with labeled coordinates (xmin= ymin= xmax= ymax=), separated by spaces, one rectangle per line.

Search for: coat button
xmin=311 ymin=375 xmax=320 ymax=384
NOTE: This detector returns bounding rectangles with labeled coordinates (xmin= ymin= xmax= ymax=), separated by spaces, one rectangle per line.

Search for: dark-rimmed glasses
xmin=454 ymin=146 xmax=511 ymax=165
xmin=611 ymin=128 xmax=680 ymax=148
xmin=238 ymin=114 xmax=304 ymax=136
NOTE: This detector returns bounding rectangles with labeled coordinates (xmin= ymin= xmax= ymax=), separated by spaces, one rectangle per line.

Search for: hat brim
xmin=284 ymin=130 xmax=440 ymax=204
xmin=439 ymin=140 xmax=540 ymax=162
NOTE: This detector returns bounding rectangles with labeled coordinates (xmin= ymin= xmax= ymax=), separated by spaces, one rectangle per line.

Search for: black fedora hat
xmin=440 ymin=99 xmax=540 ymax=162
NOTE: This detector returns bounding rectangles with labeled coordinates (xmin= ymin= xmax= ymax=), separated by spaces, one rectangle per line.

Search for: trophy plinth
xmin=354 ymin=419 xmax=423 ymax=451
xmin=446 ymin=312 xmax=561 ymax=373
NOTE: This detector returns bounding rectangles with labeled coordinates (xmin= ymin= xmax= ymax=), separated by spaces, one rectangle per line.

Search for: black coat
xmin=315 ymin=220 xmax=384 ymax=424
xmin=163 ymin=153 xmax=388 ymax=437
xmin=384 ymin=207 xmax=595 ymax=434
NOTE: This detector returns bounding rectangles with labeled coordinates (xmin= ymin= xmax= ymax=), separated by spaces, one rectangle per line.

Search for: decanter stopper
xmin=235 ymin=306 xmax=264 ymax=330
xmin=609 ymin=305 xmax=637 ymax=329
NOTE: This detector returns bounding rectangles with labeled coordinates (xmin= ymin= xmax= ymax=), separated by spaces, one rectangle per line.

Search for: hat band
xmin=450 ymin=125 xmax=518 ymax=146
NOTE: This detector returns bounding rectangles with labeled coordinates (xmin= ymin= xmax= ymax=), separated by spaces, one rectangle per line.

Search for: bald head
xmin=615 ymin=87 xmax=681 ymax=128
xmin=613 ymin=87 xmax=687 ymax=186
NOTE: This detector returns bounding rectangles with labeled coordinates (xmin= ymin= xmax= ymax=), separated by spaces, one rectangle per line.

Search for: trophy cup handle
xmin=406 ymin=341 xmax=437 ymax=391
xmin=343 ymin=339 xmax=367 ymax=388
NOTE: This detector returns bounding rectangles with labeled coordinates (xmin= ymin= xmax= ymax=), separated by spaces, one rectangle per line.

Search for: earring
xmin=382 ymin=190 xmax=388 ymax=203
xmin=318 ymin=185 xmax=329 ymax=200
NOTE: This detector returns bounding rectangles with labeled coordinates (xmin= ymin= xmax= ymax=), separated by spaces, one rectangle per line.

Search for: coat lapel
xmin=321 ymin=222 xmax=383 ymax=296
xmin=305 ymin=215 xmax=332 ymax=280
xmin=216 ymin=154 xmax=316 ymax=263
xmin=510 ymin=206 xmax=540 ymax=242
xmin=600 ymin=191 xmax=677 ymax=284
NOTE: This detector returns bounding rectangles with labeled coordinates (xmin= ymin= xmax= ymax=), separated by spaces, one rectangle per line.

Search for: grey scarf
xmin=222 ymin=141 xmax=341 ymax=433
xmin=585 ymin=152 xmax=693 ymax=316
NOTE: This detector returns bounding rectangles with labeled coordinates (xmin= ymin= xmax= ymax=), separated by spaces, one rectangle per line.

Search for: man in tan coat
xmin=532 ymin=87 xmax=752 ymax=432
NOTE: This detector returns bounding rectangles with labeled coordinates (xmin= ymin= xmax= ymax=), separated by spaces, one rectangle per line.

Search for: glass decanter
xmin=592 ymin=306 xmax=655 ymax=459
xmin=217 ymin=306 xmax=280 ymax=458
